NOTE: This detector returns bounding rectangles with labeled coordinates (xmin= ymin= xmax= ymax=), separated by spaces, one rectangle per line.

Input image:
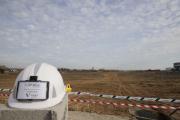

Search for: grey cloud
xmin=0 ymin=0 xmax=180 ymax=69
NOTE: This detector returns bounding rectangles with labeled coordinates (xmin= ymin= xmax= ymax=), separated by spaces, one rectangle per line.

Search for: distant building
xmin=174 ymin=62 xmax=180 ymax=71
xmin=165 ymin=67 xmax=173 ymax=71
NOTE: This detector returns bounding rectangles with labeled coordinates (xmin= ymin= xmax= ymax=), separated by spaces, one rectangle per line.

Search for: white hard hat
xmin=8 ymin=63 xmax=66 ymax=109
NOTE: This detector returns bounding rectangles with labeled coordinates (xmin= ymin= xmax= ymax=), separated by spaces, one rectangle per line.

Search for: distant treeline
xmin=58 ymin=68 xmax=120 ymax=72
xmin=57 ymin=68 xmax=163 ymax=72
xmin=0 ymin=65 xmax=22 ymax=74
xmin=1 ymin=64 xmax=179 ymax=74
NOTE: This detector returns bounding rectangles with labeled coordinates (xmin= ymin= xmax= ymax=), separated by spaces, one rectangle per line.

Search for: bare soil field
xmin=0 ymin=70 xmax=180 ymax=119
xmin=63 ymin=71 xmax=180 ymax=98
xmin=1 ymin=71 xmax=180 ymax=98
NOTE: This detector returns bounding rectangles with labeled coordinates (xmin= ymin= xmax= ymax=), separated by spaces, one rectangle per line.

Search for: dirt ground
xmin=0 ymin=70 xmax=180 ymax=98
xmin=62 ymin=70 xmax=180 ymax=98
xmin=0 ymin=70 xmax=180 ymax=119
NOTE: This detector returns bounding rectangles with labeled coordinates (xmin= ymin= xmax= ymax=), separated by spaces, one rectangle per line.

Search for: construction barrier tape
xmin=0 ymin=88 xmax=12 ymax=92
xmin=0 ymin=88 xmax=180 ymax=103
xmin=1 ymin=91 xmax=180 ymax=110
xmin=69 ymin=92 xmax=180 ymax=103
xmin=69 ymin=98 xmax=180 ymax=110
xmin=1 ymin=92 xmax=179 ymax=110
xmin=0 ymin=93 xmax=10 ymax=97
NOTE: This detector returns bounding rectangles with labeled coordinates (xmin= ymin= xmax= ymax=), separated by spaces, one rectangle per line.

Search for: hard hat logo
xmin=66 ymin=84 xmax=72 ymax=93
xmin=8 ymin=63 xmax=66 ymax=109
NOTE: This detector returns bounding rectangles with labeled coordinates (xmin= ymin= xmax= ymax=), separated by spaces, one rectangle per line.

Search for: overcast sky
xmin=0 ymin=0 xmax=180 ymax=69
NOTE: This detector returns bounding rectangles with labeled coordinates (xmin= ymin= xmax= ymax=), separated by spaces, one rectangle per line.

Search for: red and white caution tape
xmin=1 ymin=91 xmax=180 ymax=110
xmin=69 ymin=98 xmax=180 ymax=110
xmin=0 ymin=93 xmax=10 ymax=97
